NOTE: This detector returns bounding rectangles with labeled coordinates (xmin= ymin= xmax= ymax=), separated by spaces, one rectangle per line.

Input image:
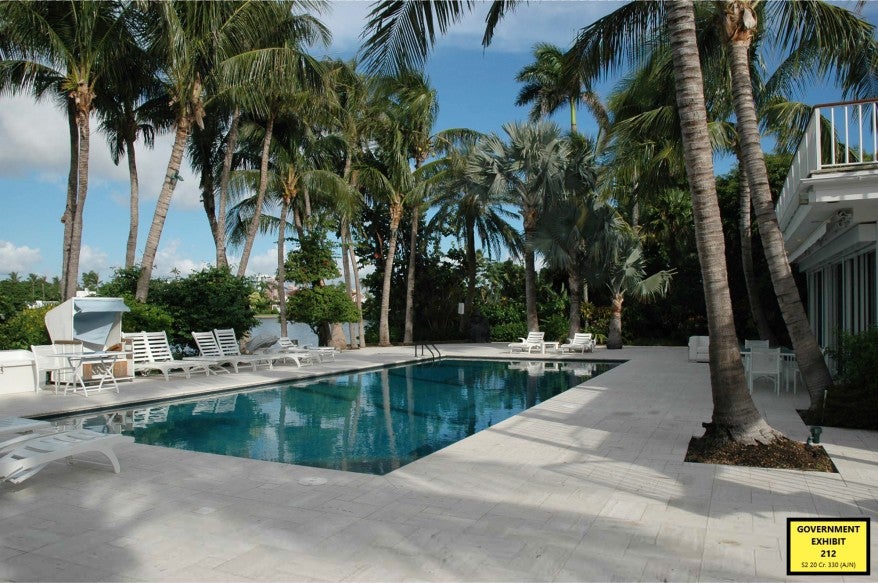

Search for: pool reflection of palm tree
xmin=380 ymin=369 xmax=401 ymax=471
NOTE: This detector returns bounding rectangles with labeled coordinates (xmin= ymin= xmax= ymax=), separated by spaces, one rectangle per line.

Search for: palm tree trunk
xmin=61 ymin=101 xmax=78 ymax=299
xmin=569 ymin=97 xmax=577 ymax=134
xmin=216 ymin=108 xmax=240 ymax=269
xmin=403 ymin=205 xmax=419 ymax=344
xmin=66 ymin=97 xmax=92 ymax=299
xmin=135 ymin=117 xmax=192 ymax=302
xmin=124 ymin=137 xmax=140 ymax=269
xmin=237 ymin=114 xmax=275 ymax=277
xmin=347 ymin=226 xmax=366 ymax=349
xmin=727 ymin=23 xmax=833 ymax=412
xmin=277 ymin=197 xmax=289 ymax=338
xmin=523 ymin=209 xmax=539 ymax=331
xmin=340 ymin=218 xmax=356 ymax=348
xmin=379 ymin=202 xmax=403 ymax=346
xmin=567 ymin=268 xmax=582 ymax=338
xmin=738 ymin=161 xmax=775 ymax=343
xmin=462 ymin=216 xmax=477 ymax=336
xmin=607 ymin=293 xmax=623 ymax=349
xmin=668 ymin=0 xmax=779 ymax=444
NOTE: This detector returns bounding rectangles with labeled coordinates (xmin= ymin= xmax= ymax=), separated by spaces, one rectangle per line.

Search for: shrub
xmin=287 ymin=284 xmax=359 ymax=345
xmin=0 ymin=305 xmax=52 ymax=349
xmin=120 ymin=294 xmax=174 ymax=336
xmin=808 ymin=328 xmax=878 ymax=430
xmin=489 ymin=321 xmax=528 ymax=342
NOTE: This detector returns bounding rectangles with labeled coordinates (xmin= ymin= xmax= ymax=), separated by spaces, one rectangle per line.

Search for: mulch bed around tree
xmin=685 ymin=435 xmax=837 ymax=472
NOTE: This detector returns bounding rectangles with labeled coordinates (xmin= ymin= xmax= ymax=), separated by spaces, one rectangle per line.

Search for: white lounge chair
xmin=0 ymin=429 xmax=134 ymax=485
xmin=213 ymin=328 xmax=286 ymax=370
xmin=265 ymin=337 xmax=317 ymax=367
xmin=508 ymin=331 xmax=545 ymax=354
xmin=558 ymin=333 xmax=596 ymax=353
xmin=302 ymin=344 xmax=339 ymax=362
xmin=190 ymin=331 xmax=258 ymax=373
xmin=126 ymin=331 xmax=214 ymax=380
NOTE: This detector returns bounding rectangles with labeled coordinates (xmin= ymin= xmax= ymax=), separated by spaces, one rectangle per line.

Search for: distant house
xmin=777 ymin=99 xmax=878 ymax=352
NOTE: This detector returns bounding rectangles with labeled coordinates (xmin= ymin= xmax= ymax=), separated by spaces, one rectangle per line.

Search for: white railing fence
xmin=776 ymin=99 xmax=878 ymax=227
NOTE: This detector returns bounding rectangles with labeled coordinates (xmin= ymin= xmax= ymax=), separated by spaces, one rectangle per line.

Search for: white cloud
xmin=0 ymin=95 xmax=201 ymax=209
xmin=0 ymin=240 xmax=42 ymax=275
xmin=244 ymin=246 xmax=281 ymax=278
xmin=152 ymin=239 xmax=211 ymax=277
xmin=77 ymin=244 xmax=110 ymax=278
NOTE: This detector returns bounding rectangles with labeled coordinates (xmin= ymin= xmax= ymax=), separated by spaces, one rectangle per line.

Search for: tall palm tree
xmin=378 ymin=71 xmax=439 ymax=345
xmin=720 ymin=0 xmax=874 ymax=411
xmin=666 ymin=0 xmax=779 ymax=443
xmin=0 ymin=1 xmax=129 ymax=298
xmin=515 ymin=42 xmax=608 ymax=135
xmin=134 ymin=0 xmax=328 ymax=301
xmin=95 ymin=50 xmax=170 ymax=270
xmin=229 ymin=46 xmax=328 ymax=277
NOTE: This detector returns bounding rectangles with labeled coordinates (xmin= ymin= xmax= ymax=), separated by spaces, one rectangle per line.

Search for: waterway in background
xmin=250 ymin=316 xmax=359 ymax=347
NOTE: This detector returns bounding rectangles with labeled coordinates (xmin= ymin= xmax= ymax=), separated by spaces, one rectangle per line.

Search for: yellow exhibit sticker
xmin=788 ymin=518 xmax=870 ymax=575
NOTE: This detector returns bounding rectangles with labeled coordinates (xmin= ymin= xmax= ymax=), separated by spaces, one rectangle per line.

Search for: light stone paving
xmin=0 ymin=343 xmax=876 ymax=582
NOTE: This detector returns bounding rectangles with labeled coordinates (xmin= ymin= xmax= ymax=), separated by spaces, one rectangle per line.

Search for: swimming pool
xmin=53 ymin=358 xmax=617 ymax=475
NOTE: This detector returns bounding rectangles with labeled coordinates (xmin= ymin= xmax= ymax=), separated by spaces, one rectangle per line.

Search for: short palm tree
xmin=594 ymin=224 xmax=674 ymax=349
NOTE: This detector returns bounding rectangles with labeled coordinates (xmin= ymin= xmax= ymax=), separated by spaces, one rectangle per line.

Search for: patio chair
xmin=558 ymin=333 xmax=595 ymax=354
xmin=747 ymin=347 xmax=781 ymax=395
xmin=213 ymin=328 xmax=284 ymax=370
xmin=744 ymin=339 xmax=770 ymax=349
xmin=508 ymin=332 xmax=545 ymax=354
xmin=0 ymin=429 xmax=134 ymax=485
xmin=125 ymin=331 xmax=213 ymax=380
xmin=30 ymin=344 xmax=80 ymax=395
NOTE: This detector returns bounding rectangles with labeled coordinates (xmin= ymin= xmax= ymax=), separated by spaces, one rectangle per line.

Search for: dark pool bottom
xmin=52 ymin=358 xmax=617 ymax=475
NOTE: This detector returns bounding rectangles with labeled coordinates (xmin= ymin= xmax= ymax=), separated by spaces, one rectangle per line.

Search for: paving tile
xmin=0 ymin=345 xmax=875 ymax=581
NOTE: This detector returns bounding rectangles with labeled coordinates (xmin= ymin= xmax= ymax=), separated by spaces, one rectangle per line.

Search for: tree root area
xmin=684 ymin=435 xmax=837 ymax=472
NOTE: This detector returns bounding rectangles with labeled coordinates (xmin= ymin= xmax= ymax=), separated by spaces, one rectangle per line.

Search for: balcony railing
xmin=776 ymin=99 xmax=878 ymax=228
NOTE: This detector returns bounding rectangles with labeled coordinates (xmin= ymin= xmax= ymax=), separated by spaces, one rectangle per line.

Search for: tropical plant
xmin=594 ymin=225 xmax=674 ymax=349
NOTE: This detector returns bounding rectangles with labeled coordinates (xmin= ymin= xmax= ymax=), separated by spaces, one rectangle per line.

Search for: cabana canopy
xmin=45 ymin=297 xmax=130 ymax=351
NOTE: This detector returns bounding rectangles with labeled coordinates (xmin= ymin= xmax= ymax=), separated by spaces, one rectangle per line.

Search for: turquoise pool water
xmin=55 ymin=359 xmax=616 ymax=475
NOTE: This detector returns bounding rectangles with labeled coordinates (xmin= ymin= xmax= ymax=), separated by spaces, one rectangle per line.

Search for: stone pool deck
xmin=0 ymin=344 xmax=876 ymax=582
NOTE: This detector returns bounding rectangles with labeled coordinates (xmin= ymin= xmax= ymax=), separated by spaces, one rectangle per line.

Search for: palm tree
xmin=134 ymin=0 xmax=328 ymax=301
xmin=229 ymin=45 xmax=328 ymax=278
xmin=0 ymin=1 xmax=129 ymax=298
xmin=473 ymin=121 xmax=569 ymax=331
xmin=375 ymin=71 xmax=438 ymax=344
xmin=597 ymin=224 xmax=674 ymax=349
xmin=515 ymin=42 xmax=608 ymax=135
xmin=719 ymin=0 xmax=875 ymax=411
xmin=426 ymin=133 xmax=522 ymax=335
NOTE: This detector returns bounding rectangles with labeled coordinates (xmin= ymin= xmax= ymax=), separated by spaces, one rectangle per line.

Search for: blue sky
xmin=0 ymin=1 xmax=873 ymax=282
